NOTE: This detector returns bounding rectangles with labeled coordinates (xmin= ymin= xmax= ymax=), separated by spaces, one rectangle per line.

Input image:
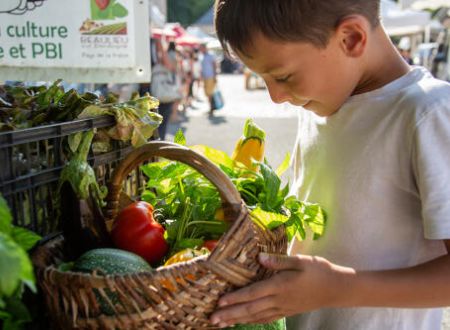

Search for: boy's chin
xmin=296 ymin=101 xmax=337 ymax=117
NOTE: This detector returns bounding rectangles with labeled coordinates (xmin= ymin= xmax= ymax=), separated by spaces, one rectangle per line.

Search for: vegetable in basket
xmin=232 ymin=118 xmax=265 ymax=171
xmin=110 ymin=201 xmax=169 ymax=265
xmin=203 ymin=239 xmax=219 ymax=251
xmin=164 ymin=247 xmax=210 ymax=266
xmin=71 ymin=248 xmax=152 ymax=315
xmin=72 ymin=248 xmax=152 ymax=275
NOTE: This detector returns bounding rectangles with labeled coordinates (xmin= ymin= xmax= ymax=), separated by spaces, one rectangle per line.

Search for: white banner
xmin=0 ymin=0 xmax=151 ymax=83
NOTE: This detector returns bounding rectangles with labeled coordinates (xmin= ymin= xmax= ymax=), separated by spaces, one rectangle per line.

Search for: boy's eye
xmin=274 ymin=74 xmax=292 ymax=83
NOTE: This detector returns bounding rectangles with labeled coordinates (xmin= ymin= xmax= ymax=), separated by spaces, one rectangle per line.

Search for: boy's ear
xmin=335 ymin=15 xmax=369 ymax=58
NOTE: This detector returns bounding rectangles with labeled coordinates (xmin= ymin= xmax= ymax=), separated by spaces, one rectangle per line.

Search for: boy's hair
xmin=215 ymin=0 xmax=380 ymax=56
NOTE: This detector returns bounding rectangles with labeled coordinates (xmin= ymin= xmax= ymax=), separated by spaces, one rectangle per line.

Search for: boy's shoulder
xmin=395 ymin=67 xmax=450 ymax=111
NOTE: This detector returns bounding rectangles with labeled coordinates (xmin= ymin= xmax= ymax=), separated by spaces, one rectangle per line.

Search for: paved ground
xmin=166 ymin=74 xmax=450 ymax=328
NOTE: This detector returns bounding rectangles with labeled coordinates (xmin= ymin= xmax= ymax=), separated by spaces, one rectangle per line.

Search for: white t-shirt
xmin=288 ymin=67 xmax=450 ymax=330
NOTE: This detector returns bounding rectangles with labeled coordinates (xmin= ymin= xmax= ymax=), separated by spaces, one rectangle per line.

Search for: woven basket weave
xmin=32 ymin=141 xmax=287 ymax=329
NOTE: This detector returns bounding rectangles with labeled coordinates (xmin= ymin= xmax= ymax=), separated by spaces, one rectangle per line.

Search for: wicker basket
xmin=32 ymin=141 xmax=288 ymax=329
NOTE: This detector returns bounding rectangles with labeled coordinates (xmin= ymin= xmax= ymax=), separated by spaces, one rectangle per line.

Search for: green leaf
xmin=174 ymin=129 xmax=186 ymax=146
xmin=0 ymin=309 xmax=10 ymax=319
xmin=141 ymin=162 xmax=164 ymax=181
xmin=164 ymin=220 xmax=180 ymax=246
xmin=250 ymin=207 xmax=289 ymax=230
xmin=191 ymin=145 xmax=235 ymax=169
xmin=141 ymin=190 xmax=156 ymax=203
xmin=283 ymin=197 xmax=327 ymax=241
xmin=176 ymin=238 xmax=204 ymax=250
xmin=259 ymin=163 xmax=281 ymax=211
xmin=0 ymin=233 xmax=36 ymax=297
xmin=0 ymin=196 xmax=12 ymax=235
xmin=276 ymin=152 xmax=291 ymax=177
xmin=186 ymin=220 xmax=228 ymax=236
xmin=279 ymin=182 xmax=290 ymax=200
xmin=77 ymin=105 xmax=104 ymax=118
xmin=3 ymin=296 xmax=31 ymax=326
xmin=10 ymin=227 xmax=41 ymax=252
xmin=303 ymin=202 xmax=327 ymax=239
xmin=284 ymin=213 xmax=305 ymax=241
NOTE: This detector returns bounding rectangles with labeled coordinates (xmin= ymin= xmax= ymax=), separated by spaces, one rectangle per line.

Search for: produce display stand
xmin=0 ymin=115 xmax=144 ymax=236
xmin=1 ymin=110 xmax=290 ymax=329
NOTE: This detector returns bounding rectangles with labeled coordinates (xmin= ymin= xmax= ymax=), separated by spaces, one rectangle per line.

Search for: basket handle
xmin=104 ymin=141 xmax=244 ymax=222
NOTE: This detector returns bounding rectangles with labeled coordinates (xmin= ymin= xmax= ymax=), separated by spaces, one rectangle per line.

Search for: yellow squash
xmin=231 ymin=119 xmax=266 ymax=171
xmin=164 ymin=248 xmax=210 ymax=266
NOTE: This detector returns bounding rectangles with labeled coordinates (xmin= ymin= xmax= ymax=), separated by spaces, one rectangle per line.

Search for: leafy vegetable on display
xmin=0 ymin=81 xmax=162 ymax=148
xmin=78 ymin=93 xmax=161 ymax=148
xmin=0 ymin=196 xmax=41 ymax=329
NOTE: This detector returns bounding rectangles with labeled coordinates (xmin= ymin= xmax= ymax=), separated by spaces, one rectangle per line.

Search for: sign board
xmin=0 ymin=0 xmax=151 ymax=83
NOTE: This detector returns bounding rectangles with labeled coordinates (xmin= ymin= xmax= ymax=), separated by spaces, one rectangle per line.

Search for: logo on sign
xmin=0 ymin=0 xmax=48 ymax=15
xmin=79 ymin=0 xmax=128 ymax=35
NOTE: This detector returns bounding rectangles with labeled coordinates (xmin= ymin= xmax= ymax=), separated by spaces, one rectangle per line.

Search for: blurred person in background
xmin=192 ymin=49 xmax=202 ymax=101
xmin=182 ymin=49 xmax=195 ymax=110
xmin=153 ymin=39 xmax=178 ymax=140
xmin=167 ymin=41 xmax=183 ymax=123
xmin=180 ymin=48 xmax=193 ymax=113
xmin=199 ymin=43 xmax=217 ymax=115
xmin=399 ymin=47 xmax=413 ymax=65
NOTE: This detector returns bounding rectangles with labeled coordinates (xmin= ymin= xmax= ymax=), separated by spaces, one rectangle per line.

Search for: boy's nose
xmin=266 ymin=82 xmax=291 ymax=104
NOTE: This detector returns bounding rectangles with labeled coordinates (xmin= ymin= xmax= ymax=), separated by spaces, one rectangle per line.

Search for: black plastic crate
xmin=0 ymin=116 xmax=147 ymax=236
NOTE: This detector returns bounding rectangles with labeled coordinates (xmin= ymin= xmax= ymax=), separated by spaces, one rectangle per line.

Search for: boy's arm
xmin=210 ymin=240 xmax=450 ymax=327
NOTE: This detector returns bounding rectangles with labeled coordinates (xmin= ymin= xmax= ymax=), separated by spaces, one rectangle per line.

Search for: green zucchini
xmin=72 ymin=248 xmax=152 ymax=275
xmin=72 ymin=248 xmax=152 ymax=315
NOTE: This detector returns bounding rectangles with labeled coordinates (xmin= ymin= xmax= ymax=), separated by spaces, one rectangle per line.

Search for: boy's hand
xmin=210 ymin=253 xmax=353 ymax=327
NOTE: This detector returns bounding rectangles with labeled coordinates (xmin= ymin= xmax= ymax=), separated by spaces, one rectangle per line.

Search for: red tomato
xmin=111 ymin=201 xmax=169 ymax=265
xmin=203 ymin=240 xmax=219 ymax=252
xmin=95 ymin=0 xmax=110 ymax=10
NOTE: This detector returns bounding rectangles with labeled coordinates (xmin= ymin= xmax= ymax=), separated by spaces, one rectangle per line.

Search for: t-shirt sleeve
xmin=413 ymin=101 xmax=450 ymax=239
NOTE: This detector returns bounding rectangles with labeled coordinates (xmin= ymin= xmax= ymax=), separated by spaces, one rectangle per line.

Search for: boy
xmin=210 ymin=1 xmax=450 ymax=329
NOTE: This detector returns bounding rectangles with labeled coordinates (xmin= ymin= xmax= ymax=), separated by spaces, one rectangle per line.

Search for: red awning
xmin=151 ymin=28 xmax=177 ymax=40
xmin=175 ymin=34 xmax=201 ymax=47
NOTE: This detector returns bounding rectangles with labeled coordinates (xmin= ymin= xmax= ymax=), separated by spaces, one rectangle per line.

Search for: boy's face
xmin=236 ymin=32 xmax=362 ymax=117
